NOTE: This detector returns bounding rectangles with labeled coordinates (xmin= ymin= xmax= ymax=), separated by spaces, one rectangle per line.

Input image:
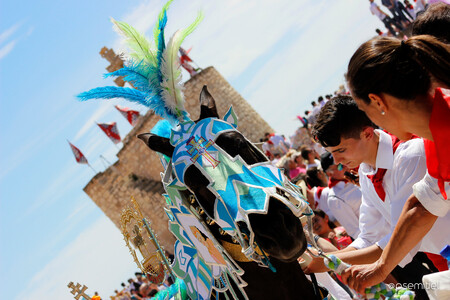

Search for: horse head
xmin=138 ymin=86 xmax=309 ymax=264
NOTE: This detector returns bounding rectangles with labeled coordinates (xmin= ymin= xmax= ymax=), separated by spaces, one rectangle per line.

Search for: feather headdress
xmin=77 ymin=0 xmax=203 ymax=125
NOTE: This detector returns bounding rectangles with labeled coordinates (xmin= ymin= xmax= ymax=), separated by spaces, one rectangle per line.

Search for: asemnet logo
xmin=387 ymin=282 xmax=439 ymax=290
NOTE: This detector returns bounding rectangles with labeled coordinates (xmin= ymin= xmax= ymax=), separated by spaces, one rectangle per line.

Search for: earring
xmin=381 ymin=111 xmax=386 ymax=115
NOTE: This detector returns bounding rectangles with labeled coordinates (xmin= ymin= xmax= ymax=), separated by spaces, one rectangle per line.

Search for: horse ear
xmin=137 ymin=133 xmax=174 ymax=157
xmin=198 ymin=85 xmax=219 ymax=120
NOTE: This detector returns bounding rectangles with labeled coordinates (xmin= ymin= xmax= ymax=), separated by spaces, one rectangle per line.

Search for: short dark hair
xmin=320 ymin=152 xmax=334 ymax=172
xmin=412 ymin=3 xmax=450 ymax=44
xmin=318 ymin=96 xmax=324 ymax=102
xmin=301 ymin=147 xmax=312 ymax=160
xmin=312 ymin=96 xmax=375 ymax=147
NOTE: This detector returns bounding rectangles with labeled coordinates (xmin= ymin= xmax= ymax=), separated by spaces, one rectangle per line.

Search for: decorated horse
xmin=139 ymin=86 xmax=326 ymax=299
xmin=78 ymin=1 xmax=328 ymax=299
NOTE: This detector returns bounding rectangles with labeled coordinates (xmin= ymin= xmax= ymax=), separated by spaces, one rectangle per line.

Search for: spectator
xmin=319 ymin=152 xmax=362 ymax=239
xmin=301 ymin=147 xmax=321 ymax=170
xmin=289 ymin=152 xmax=307 ymax=179
xmin=306 ymin=167 xmax=328 ymax=189
xmin=369 ymin=0 xmax=401 ymax=36
xmin=403 ymin=0 xmax=417 ymax=19
xmin=318 ymin=96 xmax=325 ymax=107
xmin=312 ymin=210 xmax=353 ymax=250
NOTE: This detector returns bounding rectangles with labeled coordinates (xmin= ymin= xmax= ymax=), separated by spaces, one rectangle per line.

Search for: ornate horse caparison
xmin=139 ymin=86 xmax=322 ymax=299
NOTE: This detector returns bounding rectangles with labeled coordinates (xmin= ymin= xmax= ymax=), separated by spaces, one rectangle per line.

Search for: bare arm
xmin=304 ymin=244 xmax=382 ymax=274
xmin=377 ymin=194 xmax=437 ymax=275
xmin=342 ymin=194 xmax=438 ymax=293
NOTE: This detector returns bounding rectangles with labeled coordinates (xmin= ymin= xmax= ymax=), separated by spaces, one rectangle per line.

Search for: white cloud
xmin=0 ymin=22 xmax=21 ymax=44
xmin=16 ymin=216 xmax=139 ymax=300
xmin=0 ymin=40 xmax=17 ymax=60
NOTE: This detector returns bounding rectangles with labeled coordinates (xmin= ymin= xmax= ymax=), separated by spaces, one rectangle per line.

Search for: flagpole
xmin=87 ymin=162 xmax=97 ymax=174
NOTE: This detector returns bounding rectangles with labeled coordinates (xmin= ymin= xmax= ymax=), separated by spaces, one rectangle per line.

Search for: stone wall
xmin=83 ymin=66 xmax=274 ymax=252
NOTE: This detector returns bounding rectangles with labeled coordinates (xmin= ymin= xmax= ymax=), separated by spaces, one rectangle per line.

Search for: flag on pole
xmin=68 ymin=141 xmax=88 ymax=164
xmin=179 ymin=47 xmax=193 ymax=64
xmin=97 ymin=122 xmax=121 ymax=144
xmin=115 ymin=105 xmax=140 ymax=126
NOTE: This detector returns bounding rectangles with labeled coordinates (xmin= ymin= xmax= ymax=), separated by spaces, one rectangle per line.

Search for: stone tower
xmin=83 ymin=66 xmax=274 ymax=252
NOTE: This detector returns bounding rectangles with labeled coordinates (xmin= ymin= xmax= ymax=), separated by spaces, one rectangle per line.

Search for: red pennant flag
xmin=179 ymin=47 xmax=193 ymax=63
xmin=97 ymin=122 xmax=121 ymax=144
xmin=115 ymin=105 xmax=140 ymax=126
xmin=68 ymin=141 xmax=88 ymax=164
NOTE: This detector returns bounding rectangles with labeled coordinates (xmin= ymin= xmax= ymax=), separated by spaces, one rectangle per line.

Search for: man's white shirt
xmin=350 ymin=130 xmax=450 ymax=266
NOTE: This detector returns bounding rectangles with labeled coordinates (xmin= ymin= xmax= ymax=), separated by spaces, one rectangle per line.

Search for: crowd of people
xmin=262 ymin=2 xmax=450 ymax=299
xmin=368 ymin=0 xmax=446 ymax=37
xmin=107 ymin=272 xmax=175 ymax=300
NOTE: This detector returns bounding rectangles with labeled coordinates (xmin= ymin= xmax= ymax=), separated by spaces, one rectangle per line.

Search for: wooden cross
xmin=67 ymin=281 xmax=91 ymax=300
xmin=186 ymin=136 xmax=220 ymax=168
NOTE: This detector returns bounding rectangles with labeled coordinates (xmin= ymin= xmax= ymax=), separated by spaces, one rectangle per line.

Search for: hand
xmin=327 ymin=232 xmax=336 ymax=240
xmin=303 ymin=253 xmax=329 ymax=274
xmin=340 ymin=260 xmax=388 ymax=294
xmin=344 ymin=170 xmax=359 ymax=187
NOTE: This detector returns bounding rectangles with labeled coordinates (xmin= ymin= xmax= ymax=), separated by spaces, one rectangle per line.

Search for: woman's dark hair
xmin=312 ymin=95 xmax=375 ymax=147
xmin=347 ymin=35 xmax=450 ymax=104
xmin=306 ymin=167 xmax=327 ymax=188
xmin=313 ymin=209 xmax=336 ymax=229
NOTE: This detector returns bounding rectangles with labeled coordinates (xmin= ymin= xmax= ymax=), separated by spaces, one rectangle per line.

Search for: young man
xmin=305 ymin=96 xmax=450 ymax=296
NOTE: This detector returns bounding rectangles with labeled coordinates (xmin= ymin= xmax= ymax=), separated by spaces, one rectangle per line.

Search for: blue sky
xmin=0 ymin=0 xmax=383 ymax=298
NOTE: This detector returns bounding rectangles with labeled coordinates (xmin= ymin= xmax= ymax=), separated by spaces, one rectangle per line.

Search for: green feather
xmin=111 ymin=18 xmax=157 ymax=67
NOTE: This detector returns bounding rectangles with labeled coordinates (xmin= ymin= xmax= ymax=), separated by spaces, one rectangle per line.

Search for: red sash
xmin=424 ymin=88 xmax=450 ymax=199
xmin=367 ymin=133 xmax=404 ymax=201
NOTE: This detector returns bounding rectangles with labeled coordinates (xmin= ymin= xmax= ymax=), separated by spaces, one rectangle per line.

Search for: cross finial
xmin=186 ymin=136 xmax=220 ymax=167
xmin=67 ymin=281 xmax=91 ymax=300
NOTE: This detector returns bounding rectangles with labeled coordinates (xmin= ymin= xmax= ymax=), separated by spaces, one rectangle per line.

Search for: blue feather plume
xmin=104 ymin=63 xmax=156 ymax=94
xmin=77 ymin=86 xmax=180 ymax=125
xmin=77 ymin=86 xmax=147 ymax=103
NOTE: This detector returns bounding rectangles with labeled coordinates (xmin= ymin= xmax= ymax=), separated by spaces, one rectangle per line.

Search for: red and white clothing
xmin=326 ymin=181 xmax=362 ymax=239
xmin=313 ymin=179 xmax=362 ymax=239
xmin=413 ymin=88 xmax=450 ymax=217
xmin=350 ymin=130 xmax=425 ymax=263
xmin=314 ymin=186 xmax=336 ymax=222
xmin=350 ymin=130 xmax=450 ymax=265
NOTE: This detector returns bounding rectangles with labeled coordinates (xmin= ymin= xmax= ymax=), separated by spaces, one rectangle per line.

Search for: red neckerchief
xmin=366 ymin=133 xmax=404 ymax=201
xmin=424 ymin=88 xmax=450 ymax=199
xmin=328 ymin=178 xmax=347 ymax=188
